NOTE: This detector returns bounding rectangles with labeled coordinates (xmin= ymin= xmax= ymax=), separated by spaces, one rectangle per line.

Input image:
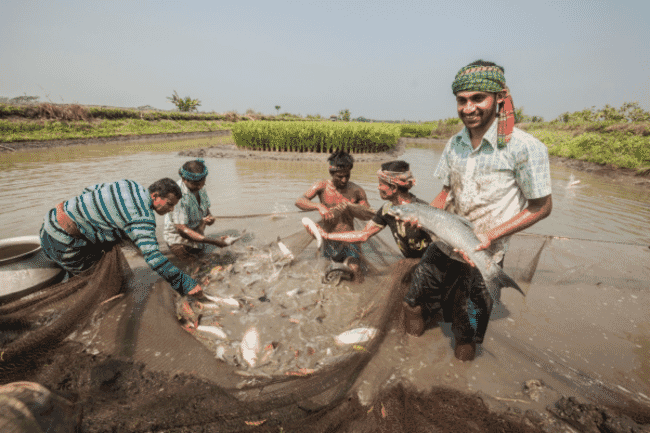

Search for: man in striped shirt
xmin=39 ymin=178 xmax=202 ymax=296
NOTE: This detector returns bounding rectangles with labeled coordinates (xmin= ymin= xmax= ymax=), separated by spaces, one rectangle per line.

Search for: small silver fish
xmin=277 ymin=238 xmax=294 ymax=260
xmin=241 ymin=326 xmax=261 ymax=368
xmin=335 ymin=327 xmax=378 ymax=345
xmin=203 ymin=294 xmax=241 ymax=308
xmin=196 ymin=325 xmax=228 ymax=340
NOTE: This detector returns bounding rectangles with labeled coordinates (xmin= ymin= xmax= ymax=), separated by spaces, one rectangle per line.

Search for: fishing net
xmin=2 ymin=207 xmax=648 ymax=432
xmin=0 ymin=209 xmax=416 ymax=431
xmin=0 ymin=246 xmax=130 ymax=380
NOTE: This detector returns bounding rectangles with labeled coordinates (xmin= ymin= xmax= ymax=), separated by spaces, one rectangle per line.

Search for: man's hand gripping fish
xmin=387 ymin=203 xmax=524 ymax=301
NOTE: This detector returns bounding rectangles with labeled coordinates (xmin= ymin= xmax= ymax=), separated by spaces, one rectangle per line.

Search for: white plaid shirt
xmin=434 ymin=120 xmax=552 ymax=262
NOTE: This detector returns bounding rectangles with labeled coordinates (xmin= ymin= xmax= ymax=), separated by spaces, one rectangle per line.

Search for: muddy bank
xmin=178 ymin=137 xmax=411 ymax=163
xmin=11 ymin=332 xmax=650 ymax=432
xmin=549 ymin=155 xmax=650 ymax=188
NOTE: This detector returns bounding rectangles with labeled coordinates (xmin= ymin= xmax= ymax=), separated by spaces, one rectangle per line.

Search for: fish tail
xmin=487 ymin=269 xmax=525 ymax=301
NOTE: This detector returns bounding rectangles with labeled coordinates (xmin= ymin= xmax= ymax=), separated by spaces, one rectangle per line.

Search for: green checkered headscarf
xmin=451 ymin=65 xmax=515 ymax=147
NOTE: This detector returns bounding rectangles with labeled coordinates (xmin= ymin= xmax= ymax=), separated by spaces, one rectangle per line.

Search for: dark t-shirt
xmin=371 ymin=195 xmax=432 ymax=259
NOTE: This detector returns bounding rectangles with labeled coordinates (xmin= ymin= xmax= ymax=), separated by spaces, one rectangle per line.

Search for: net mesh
xmin=1 ymin=211 xmax=648 ymax=432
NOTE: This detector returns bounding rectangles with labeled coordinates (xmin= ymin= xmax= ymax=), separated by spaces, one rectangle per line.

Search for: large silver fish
xmin=386 ymin=203 xmax=524 ymax=300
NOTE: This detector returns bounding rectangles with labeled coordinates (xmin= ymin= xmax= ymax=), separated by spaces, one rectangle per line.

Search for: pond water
xmin=1 ymin=136 xmax=649 ymax=403
xmin=1 ymin=137 xmax=648 ymax=249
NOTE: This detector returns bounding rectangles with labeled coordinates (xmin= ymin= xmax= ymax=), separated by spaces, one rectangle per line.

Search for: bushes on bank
xmin=232 ymin=121 xmax=400 ymax=153
xmin=400 ymin=123 xmax=435 ymax=138
xmin=527 ymin=129 xmax=650 ymax=170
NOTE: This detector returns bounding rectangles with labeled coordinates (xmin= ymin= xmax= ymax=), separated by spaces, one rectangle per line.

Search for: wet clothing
xmin=405 ymin=244 xmax=497 ymax=345
xmin=322 ymin=240 xmax=361 ymax=263
xmin=406 ymin=120 xmax=551 ymax=345
xmin=371 ymin=196 xmax=432 ymax=259
xmin=40 ymin=179 xmax=198 ymax=295
xmin=163 ymin=179 xmax=211 ymax=250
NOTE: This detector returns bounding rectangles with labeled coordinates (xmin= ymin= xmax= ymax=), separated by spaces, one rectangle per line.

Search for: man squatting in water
xmin=295 ymin=151 xmax=372 ymax=281
xmin=397 ymin=60 xmax=552 ymax=361
xmin=164 ymin=159 xmax=240 ymax=262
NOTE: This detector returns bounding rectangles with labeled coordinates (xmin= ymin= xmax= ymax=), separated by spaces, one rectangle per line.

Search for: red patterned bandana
xmin=377 ymin=169 xmax=416 ymax=188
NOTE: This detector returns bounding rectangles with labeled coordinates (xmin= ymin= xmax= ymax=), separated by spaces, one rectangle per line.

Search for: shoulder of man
xmin=510 ymin=127 xmax=547 ymax=151
xmin=348 ymin=180 xmax=366 ymax=191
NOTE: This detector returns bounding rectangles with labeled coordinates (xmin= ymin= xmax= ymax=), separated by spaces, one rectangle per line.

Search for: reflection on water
xmin=0 ymin=141 xmax=649 ymax=250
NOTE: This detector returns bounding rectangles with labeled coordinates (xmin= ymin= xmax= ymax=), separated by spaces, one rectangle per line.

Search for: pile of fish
xmin=178 ymin=237 xmax=378 ymax=378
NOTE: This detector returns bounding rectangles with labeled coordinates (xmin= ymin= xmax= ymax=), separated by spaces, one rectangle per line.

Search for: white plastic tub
xmin=0 ymin=236 xmax=65 ymax=302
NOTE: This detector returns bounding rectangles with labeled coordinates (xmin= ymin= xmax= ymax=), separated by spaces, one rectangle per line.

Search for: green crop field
xmin=232 ymin=121 xmax=401 ymax=153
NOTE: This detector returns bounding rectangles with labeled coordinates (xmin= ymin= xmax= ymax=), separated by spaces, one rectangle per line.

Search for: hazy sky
xmin=2 ymin=0 xmax=649 ymax=121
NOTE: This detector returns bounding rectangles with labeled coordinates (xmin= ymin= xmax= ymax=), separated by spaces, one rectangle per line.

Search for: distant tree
xmin=619 ymin=102 xmax=650 ymax=122
xmin=2 ymin=94 xmax=40 ymax=105
xmin=275 ymin=105 xmax=281 ymax=115
xmin=514 ymin=107 xmax=527 ymax=124
xmin=338 ymin=109 xmax=351 ymax=121
xmin=167 ymin=90 xmax=201 ymax=112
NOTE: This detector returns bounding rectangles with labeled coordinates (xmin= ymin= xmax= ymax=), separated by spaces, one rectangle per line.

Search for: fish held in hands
xmin=386 ymin=203 xmax=524 ymax=301
xmin=302 ymin=217 xmax=323 ymax=249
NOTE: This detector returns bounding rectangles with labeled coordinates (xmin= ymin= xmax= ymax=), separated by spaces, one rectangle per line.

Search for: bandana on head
xmin=451 ymin=65 xmax=515 ymax=148
xmin=180 ymin=158 xmax=209 ymax=182
xmin=377 ymin=169 xmax=416 ymax=189
xmin=329 ymin=163 xmax=353 ymax=173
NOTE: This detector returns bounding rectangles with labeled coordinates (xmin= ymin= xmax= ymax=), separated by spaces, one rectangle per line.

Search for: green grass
xmin=526 ymin=127 xmax=650 ymax=170
xmin=0 ymin=119 xmax=235 ymax=143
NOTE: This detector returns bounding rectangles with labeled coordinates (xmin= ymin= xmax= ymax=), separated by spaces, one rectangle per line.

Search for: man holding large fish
xmin=395 ymin=60 xmax=553 ymax=362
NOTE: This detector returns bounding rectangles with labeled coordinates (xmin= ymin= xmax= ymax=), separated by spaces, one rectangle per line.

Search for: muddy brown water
xmin=1 ymin=137 xmax=650 ymax=430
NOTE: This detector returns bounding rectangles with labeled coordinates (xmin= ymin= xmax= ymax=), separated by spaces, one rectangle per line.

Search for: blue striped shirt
xmin=58 ymin=179 xmax=197 ymax=295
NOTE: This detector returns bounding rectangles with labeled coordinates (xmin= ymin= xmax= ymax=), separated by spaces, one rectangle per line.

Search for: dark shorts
xmin=404 ymin=244 xmax=497 ymax=345
xmin=322 ymin=240 xmax=361 ymax=263
xmin=40 ymin=220 xmax=114 ymax=274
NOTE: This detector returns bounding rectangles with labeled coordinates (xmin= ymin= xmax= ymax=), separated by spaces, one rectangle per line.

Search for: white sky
xmin=1 ymin=0 xmax=649 ymax=122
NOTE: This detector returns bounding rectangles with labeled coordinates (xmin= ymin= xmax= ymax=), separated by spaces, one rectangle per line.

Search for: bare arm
xmin=295 ymin=181 xmax=334 ymax=220
xmin=476 ymin=195 xmax=553 ymax=250
xmin=355 ymin=185 xmax=370 ymax=208
xmin=174 ymin=224 xmax=229 ymax=247
xmin=430 ymin=186 xmax=450 ymax=209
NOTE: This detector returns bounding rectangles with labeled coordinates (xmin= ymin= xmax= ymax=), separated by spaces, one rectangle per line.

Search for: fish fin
xmin=488 ymin=268 xmax=525 ymax=300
